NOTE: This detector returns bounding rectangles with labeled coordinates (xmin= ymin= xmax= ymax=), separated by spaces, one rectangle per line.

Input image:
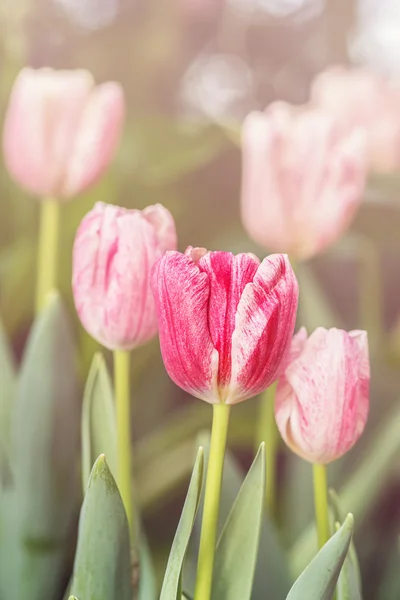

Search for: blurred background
xmin=2 ymin=1 xmax=400 ymax=598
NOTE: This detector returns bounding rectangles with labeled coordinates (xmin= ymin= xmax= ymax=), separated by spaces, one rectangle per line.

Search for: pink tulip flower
xmin=72 ymin=202 xmax=177 ymax=350
xmin=275 ymin=327 xmax=370 ymax=464
xmin=311 ymin=66 xmax=400 ymax=173
xmin=152 ymin=249 xmax=298 ymax=404
xmin=240 ymin=102 xmax=367 ymax=261
xmin=2 ymin=67 xmax=125 ymax=199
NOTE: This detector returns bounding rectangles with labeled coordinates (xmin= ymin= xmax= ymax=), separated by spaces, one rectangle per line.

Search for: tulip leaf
xmin=81 ymin=352 xmax=117 ymax=491
xmin=329 ymin=491 xmax=362 ymax=600
xmin=138 ymin=532 xmax=158 ymax=600
xmin=0 ymin=320 xmax=16 ymax=484
xmin=210 ymin=442 xmax=266 ymax=600
xmin=70 ymin=455 xmax=132 ymax=600
xmin=183 ymin=433 xmax=291 ymax=600
xmin=286 ymin=514 xmax=354 ymax=600
xmin=0 ymin=293 xmax=81 ymax=600
xmin=160 ymin=446 xmax=204 ymax=600
xmin=289 ymin=403 xmax=400 ymax=575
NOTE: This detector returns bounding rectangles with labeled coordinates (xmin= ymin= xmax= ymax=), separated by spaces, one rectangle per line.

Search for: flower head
xmin=152 ymin=248 xmax=298 ymax=404
xmin=72 ymin=202 xmax=177 ymax=350
xmin=275 ymin=327 xmax=370 ymax=464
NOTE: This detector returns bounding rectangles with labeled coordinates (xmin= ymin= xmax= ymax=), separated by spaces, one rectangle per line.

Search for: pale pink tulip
xmin=72 ymin=202 xmax=177 ymax=350
xmin=240 ymin=102 xmax=367 ymax=261
xmin=152 ymin=249 xmax=298 ymax=404
xmin=2 ymin=67 xmax=125 ymax=199
xmin=275 ymin=327 xmax=370 ymax=464
xmin=311 ymin=66 xmax=400 ymax=173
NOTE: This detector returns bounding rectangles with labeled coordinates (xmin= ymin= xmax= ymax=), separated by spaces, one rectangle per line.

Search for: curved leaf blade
xmin=286 ymin=514 xmax=354 ymax=600
xmin=160 ymin=447 xmax=204 ymax=600
xmin=70 ymin=455 xmax=132 ymax=600
xmin=210 ymin=443 xmax=266 ymax=600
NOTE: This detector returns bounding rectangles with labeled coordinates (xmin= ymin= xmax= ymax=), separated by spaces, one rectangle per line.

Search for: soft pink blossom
xmin=275 ymin=327 xmax=370 ymax=464
xmin=151 ymin=249 xmax=298 ymax=404
xmin=311 ymin=66 xmax=400 ymax=173
xmin=2 ymin=67 xmax=125 ymax=199
xmin=72 ymin=202 xmax=177 ymax=350
xmin=240 ymin=102 xmax=367 ymax=261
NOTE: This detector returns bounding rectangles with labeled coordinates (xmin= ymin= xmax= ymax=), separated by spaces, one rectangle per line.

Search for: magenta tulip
xmin=3 ymin=67 xmax=125 ymax=199
xmin=152 ymin=248 xmax=298 ymax=404
xmin=72 ymin=202 xmax=177 ymax=350
xmin=241 ymin=101 xmax=367 ymax=261
xmin=275 ymin=327 xmax=370 ymax=464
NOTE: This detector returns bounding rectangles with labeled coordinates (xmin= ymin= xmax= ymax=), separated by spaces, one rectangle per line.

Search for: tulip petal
xmin=63 ymin=82 xmax=125 ymax=198
xmin=228 ymin=254 xmax=298 ymax=404
xmin=142 ymin=204 xmax=178 ymax=252
xmin=275 ymin=327 xmax=369 ymax=464
xmin=152 ymin=252 xmax=219 ymax=403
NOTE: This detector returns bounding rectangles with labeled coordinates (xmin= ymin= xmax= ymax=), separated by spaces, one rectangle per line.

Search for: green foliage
xmin=210 ymin=443 xmax=266 ymax=600
xmin=81 ymin=352 xmax=117 ymax=490
xmin=0 ymin=320 xmax=16 ymax=483
xmin=160 ymin=447 xmax=204 ymax=600
xmin=0 ymin=293 xmax=81 ymax=600
xmin=70 ymin=455 xmax=132 ymax=600
xmin=286 ymin=515 xmax=354 ymax=600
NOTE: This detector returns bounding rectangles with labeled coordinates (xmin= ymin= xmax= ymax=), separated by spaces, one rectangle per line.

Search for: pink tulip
xmin=152 ymin=249 xmax=298 ymax=404
xmin=311 ymin=66 xmax=400 ymax=173
xmin=240 ymin=102 xmax=367 ymax=261
xmin=275 ymin=327 xmax=370 ymax=464
xmin=72 ymin=202 xmax=177 ymax=350
xmin=2 ymin=67 xmax=125 ymax=199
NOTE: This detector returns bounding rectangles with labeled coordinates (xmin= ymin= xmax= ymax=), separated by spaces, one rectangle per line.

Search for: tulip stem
xmin=194 ymin=403 xmax=231 ymax=600
xmin=255 ymin=383 xmax=278 ymax=519
xmin=35 ymin=198 xmax=60 ymax=312
xmin=114 ymin=349 xmax=133 ymax=535
xmin=313 ymin=463 xmax=330 ymax=548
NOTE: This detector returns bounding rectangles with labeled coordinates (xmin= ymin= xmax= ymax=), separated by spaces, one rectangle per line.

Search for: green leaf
xmin=138 ymin=532 xmax=158 ymax=600
xmin=290 ymin=403 xmax=400 ymax=576
xmin=70 ymin=455 xmax=132 ymax=600
xmin=329 ymin=491 xmax=362 ymax=600
xmin=210 ymin=443 xmax=266 ymax=600
xmin=160 ymin=447 xmax=204 ymax=600
xmin=286 ymin=515 xmax=354 ymax=600
xmin=0 ymin=293 xmax=81 ymax=600
xmin=0 ymin=319 xmax=16 ymax=484
xmin=183 ymin=435 xmax=291 ymax=600
xmin=81 ymin=352 xmax=117 ymax=491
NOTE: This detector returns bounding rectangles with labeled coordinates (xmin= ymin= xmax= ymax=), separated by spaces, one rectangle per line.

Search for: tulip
xmin=152 ymin=248 xmax=298 ymax=404
xmin=311 ymin=66 xmax=400 ymax=173
xmin=275 ymin=327 xmax=370 ymax=465
xmin=2 ymin=67 xmax=125 ymax=199
xmin=240 ymin=101 xmax=367 ymax=261
xmin=72 ymin=202 xmax=177 ymax=351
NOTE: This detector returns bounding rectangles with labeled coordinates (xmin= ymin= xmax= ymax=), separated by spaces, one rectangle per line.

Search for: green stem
xmin=313 ymin=463 xmax=330 ymax=548
xmin=359 ymin=237 xmax=381 ymax=352
xmin=194 ymin=403 xmax=231 ymax=600
xmin=35 ymin=198 xmax=60 ymax=312
xmin=255 ymin=383 xmax=278 ymax=519
xmin=114 ymin=350 xmax=133 ymax=534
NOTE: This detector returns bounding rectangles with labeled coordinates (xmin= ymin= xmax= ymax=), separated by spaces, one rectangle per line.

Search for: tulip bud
xmin=311 ymin=66 xmax=400 ymax=174
xmin=152 ymin=249 xmax=298 ymax=404
xmin=240 ymin=102 xmax=367 ymax=261
xmin=275 ymin=327 xmax=370 ymax=464
xmin=2 ymin=67 xmax=125 ymax=199
xmin=72 ymin=202 xmax=177 ymax=350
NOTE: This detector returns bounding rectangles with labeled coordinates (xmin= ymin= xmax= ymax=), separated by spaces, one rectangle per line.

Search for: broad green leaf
xmin=81 ymin=352 xmax=117 ymax=491
xmin=0 ymin=293 xmax=81 ymax=600
xmin=0 ymin=320 xmax=16 ymax=484
xmin=184 ymin=435 xmax=291 ymax=600
xmin=286 ymin=515 xmax=354 ymax=600
xmin=210 ymin=443 xmax=266 ymax=600
xmin=329 ymin=491 xmax=362 ymax=600
xmin=70 ymin=455 xmax=132 ymax=600
xmin=290 ymin=404 xmax=400 ymax=576
xmin=160 ymin=447 xmax=204 ymax=600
